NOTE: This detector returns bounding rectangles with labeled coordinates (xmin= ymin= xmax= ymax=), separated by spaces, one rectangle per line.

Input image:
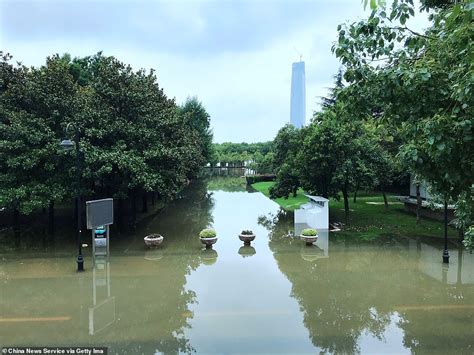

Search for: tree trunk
xmin=382 ymin=189 xmax=388 ymax=211
xmin=117 ymin=198 xmax=124 ymax=232
xmin=131 ymin=191 xmax=137 ymax=226
xmin=342 ymin=188 xmax=350 ymax=224
xmin=13 ymin=208 xmax=20 ymax=247
xmin=74 ymin=196 xmax=78 ymax=226
xmin=151 ymin=193 xmax=155 ymax=206
xmin=353 ymin=189 xmax=358 ymax=203
xmin=416 ymin=183 xmax=422 ymax=223
xmin=48 ymin=200 xmax=55 ymax=235
xmin=142 ymin=192 xmax=148 ymax=213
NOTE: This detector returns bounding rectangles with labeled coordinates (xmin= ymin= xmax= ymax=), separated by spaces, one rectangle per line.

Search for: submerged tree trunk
xmin=117 ymin=198 xmax=124 ymax=232
xmin=382 ymin=189 xmax=388 ymax=211
xmin=13 ymin=207 xmax=20 ymax=247
xmin=142 ymin=192 xmax=148 ymax=213
xmin=416 ymin=183 xmax=422 ymax=223
xmin=342 ymin=187 xmax=350 ymax=224
xmin=131 ymin=190 xmax=137 ymax=227
xmin=48 ymin=200 xmax=55 ymax=235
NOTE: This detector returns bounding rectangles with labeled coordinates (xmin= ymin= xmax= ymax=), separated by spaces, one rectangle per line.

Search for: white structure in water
xmin=294 ymin=195 xmax=329 ymax=259
xmin=295 ymin=195 xmax=329 ymax=230
xmin=290 ymin=61 xmax=306 ymax=128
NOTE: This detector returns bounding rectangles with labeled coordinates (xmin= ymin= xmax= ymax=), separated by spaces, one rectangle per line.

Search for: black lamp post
xmin=60 ymin=125 xmax=84 ymax=271
xmin=443 ymin=199 xmax=450 ymax=264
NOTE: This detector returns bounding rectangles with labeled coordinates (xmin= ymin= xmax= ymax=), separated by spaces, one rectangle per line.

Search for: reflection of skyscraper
xmin=290 ymin=61 xmax=306 ymax=128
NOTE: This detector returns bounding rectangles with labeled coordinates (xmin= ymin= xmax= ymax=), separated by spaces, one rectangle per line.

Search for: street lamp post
xmin=60 ymin=125 xmax=84 ymax=271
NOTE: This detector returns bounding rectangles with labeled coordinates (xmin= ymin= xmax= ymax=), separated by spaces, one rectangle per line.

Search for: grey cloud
xmin=1 ymin=0 xmax=359 ymax=56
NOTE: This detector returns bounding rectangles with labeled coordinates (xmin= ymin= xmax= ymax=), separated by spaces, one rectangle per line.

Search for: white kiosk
xmin=294 ymin=195 xmax=329 ymax=258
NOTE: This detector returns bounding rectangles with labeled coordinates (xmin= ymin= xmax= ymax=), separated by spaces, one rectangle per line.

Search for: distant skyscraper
xmin=290 ymin=61 xmax=306 ymax=128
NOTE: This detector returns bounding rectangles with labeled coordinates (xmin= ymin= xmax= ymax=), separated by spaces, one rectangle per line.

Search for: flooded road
xmin=1 ymin=180 xmax=473 ymax=354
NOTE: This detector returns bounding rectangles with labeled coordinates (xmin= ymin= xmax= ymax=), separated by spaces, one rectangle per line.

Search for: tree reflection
xmin=261 ymin=211 xmax=474 ymax=354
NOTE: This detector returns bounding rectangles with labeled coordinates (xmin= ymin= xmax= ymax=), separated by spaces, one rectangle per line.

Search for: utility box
xmin=86 ymin=198 xmax=113 ymax=257
xmin=93 ymin=225 xmax=108 ymax=256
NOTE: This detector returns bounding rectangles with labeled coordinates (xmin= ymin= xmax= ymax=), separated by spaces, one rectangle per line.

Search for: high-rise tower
xmin=290 ymin=61 xmax=306 ymax=128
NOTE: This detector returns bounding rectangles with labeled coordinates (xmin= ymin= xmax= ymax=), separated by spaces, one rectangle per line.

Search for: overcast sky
xmin=0 ymin=0 xmax=429 ymax=143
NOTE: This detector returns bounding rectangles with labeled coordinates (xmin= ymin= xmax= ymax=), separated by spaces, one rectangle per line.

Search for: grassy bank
xmin=251 ymin=181 xmax=457 ymax=239
xmin=251 ymin=182 xmax=309 ymax=210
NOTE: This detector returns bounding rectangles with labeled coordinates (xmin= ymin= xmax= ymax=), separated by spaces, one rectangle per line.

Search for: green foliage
xmin=0 ymin=51 xmax=211 ymax=215
xmin=462 ymin=226 xmax=474 ymax=251
xmin=269 ymin=124 xmax=302 ymax=199
xmin=240 ymin=230 xmax=254 ymax=235
xmin=333 ymin=1 xmax=473 ymax=203
xmin=301 ymin=228 xmax=318 ymax=237
xmin=199 ymin=228 xmax=217 ymax=239
xmin=212 ymin=141 xmax=274 ymax=174
xmin=178 ymin=96 xmax=213 ymax=173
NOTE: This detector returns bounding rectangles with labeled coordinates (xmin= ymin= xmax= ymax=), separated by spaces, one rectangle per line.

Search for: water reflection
xmin=238 ymin=246 xmax=256 ymax=258
xmin=264 ymin=210 xmax=474 ymax=354
xmin=89 ymin=256 xmax=115 ymax=335
xmin=200 ymin=248 xmax=218 ymax=266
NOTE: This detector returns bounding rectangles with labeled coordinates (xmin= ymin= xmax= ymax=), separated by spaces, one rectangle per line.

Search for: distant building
xmin=290 ymin=61 xmax=306 ymax=128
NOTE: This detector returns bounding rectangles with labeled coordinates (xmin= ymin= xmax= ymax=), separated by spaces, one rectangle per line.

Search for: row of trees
xmin=270 ymin=0 xmax=473 ymax=232
xmin=0 ymin=52 xmax=212 ymax=223
xmin=211 ymin=142 xmax=274 ymax=174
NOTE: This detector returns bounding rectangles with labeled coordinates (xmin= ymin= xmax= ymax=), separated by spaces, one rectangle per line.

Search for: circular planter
xmin=239 ymin=233 xmax=256 ymax=246
xmin=144 ymin=234 xmax=164 ymax=248
xmin=300 ymin=234 xmax=318 ymax=246
xmin=238 ymin=246 xmax=256 ymax=258
xmin=200 ymin=237 xmax=218 ymax=249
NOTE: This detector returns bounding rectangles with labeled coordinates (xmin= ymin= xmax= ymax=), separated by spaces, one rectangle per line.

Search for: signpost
xmin=86 ymin=198 xmax=115 ymax=334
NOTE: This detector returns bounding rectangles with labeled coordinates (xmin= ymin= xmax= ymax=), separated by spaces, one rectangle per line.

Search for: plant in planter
xmin=199 ymin=228 xmax=218 ymax=249
xmin=300 ymin=228 xmax=318 ymax=246
xmin=144 ymin=233 xmax=164 ymax=248
xmin=239 ymin=229 xmax=256 ymax=246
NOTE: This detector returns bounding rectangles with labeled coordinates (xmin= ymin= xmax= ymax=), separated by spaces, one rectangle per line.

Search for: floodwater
xmin=1 ymin=180 xmax=473 ymax=354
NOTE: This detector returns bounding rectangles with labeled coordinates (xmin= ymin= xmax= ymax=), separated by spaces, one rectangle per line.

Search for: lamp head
xmin=60 ymin=139 xmax=74 ymax=150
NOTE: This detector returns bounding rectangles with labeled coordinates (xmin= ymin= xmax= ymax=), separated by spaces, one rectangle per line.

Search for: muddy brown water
xmin=1 ymin=180 xmax=473 ymax=354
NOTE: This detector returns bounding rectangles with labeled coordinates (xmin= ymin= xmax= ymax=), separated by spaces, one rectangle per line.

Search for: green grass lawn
xmin=252 ymin=181 xmax=458 ymax=239
xmin=252 ymin=181 xmax=309 ymax=211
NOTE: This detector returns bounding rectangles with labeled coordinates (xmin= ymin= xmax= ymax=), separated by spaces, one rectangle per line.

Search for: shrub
xmin=301 ymin=228 xmax=318 ymax=236
xmin=241 ymin=230 xmax=254 ymax=235
xmin=199 ymin=228 xmax=217 ymax=239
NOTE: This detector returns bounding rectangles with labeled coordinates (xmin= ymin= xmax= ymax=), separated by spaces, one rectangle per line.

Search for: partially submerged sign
xmin=86 ymin=198 xmax=114 ymax=229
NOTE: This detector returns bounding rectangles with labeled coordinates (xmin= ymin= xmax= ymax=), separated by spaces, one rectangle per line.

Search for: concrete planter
xmin=300 ymin=234 xmax=318 ymax=246
xmin=144 ymin=234 xmax=164 ymax=248
xmin=239 ymin=233 xmax=256 ymax=246
xmin=200 ymin=237 xmax=218 ymax=249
